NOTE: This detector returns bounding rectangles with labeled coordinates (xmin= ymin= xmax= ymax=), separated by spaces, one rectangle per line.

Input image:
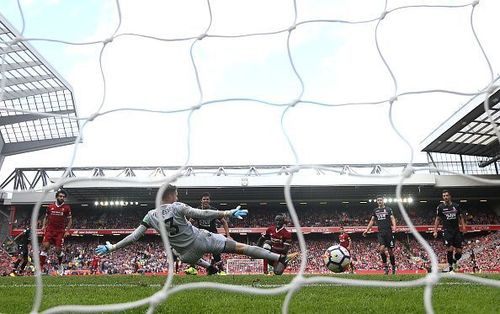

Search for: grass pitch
xmin=0 ymin=274 xmax=499 ymax=313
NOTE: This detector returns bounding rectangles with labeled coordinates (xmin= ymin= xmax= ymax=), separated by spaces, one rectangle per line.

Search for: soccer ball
xmin=323 ymin=245 xmax=351 ymax=273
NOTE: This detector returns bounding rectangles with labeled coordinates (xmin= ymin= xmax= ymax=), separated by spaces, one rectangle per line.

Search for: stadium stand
xmin=11 ymin=204 xmax=499 ymax=230
xmin=2 ymin=232 xmax=498 ymax=276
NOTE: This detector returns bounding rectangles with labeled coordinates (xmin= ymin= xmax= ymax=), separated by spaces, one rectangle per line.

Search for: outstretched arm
xmin=182 ymin=205 xmax=247 ymax=220
xmin=95 ymin=224 xmax=147 ymax=255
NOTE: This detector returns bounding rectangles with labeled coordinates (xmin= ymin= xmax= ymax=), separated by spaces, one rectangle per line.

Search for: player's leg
xmin=11 ymin=253 xmax=22 ymax=275
xmin=263 ymin=258 xmax=269 ymax=274
xmin=347 ymin=248 xmax=356 ymax=273
xmin=387 ymin=233 xmax=396 ymax=274
xmin=194 ymin=258 xmax=219 ymax=275
xmin=18 ymin=247 xmax=29 ymax=275
xmin=452 ymin=231 xmax=463 ymax=271
xmin=377 ymin=233 xmax=388 ymax=274
xmin=212 ymin=253 xmax=225 ymax=274
xmin=172 ymin=253 xmax=180 ymax=274
xmin=223 ymin=239 xmax=297 ymax=275
xmin=54 ymin=233 xmax=65 ymax=275
xmin=13 ymin=254 xmax=22 ymax=270
xmin=443 ymin=230 xmax=455 ymax=272
xmin=175 ymin=260 xmax=181 ymax=274
xmin=262 ymin=240 xmax=272 ymax=274
xmin=225 ymin=240 xmax=280 ymax=262
xmin=39 ymin=239 xmax=50 ymax=272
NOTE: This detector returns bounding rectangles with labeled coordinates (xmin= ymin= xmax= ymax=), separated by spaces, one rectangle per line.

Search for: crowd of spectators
xmin=12 ymin=204 xmax=499 ymax=230
xmin=2 ymin=232 xmax=498 ymax=276
xmin=5 ymin=201 xmax=498 ymax=276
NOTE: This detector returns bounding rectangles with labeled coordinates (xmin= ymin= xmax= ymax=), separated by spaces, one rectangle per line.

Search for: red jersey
xmin=339 ymin=232 xmax=351 ymax=249
xmin=45 ymin=203 xmax=71 ymax=231
xmin=91 ymin=256 xmax=100 ymax=268
xmin=265 ymin=225 xmax=292 ymax=253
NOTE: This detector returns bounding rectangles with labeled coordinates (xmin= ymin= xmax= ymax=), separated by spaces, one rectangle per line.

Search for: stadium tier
xmin=2 ymin=183 xmax=499 ymax=276
xmin=2 ymin=233 xmax=498 ymax=276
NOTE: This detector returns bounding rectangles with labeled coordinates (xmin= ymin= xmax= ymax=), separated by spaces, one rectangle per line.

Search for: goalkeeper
xmin=96 ymin=184 xmax=297 ymax=275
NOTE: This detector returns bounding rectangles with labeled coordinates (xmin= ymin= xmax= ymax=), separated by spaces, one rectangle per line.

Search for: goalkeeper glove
xmin=228 ymin=206 xmax=248 ymax=219
xmin=95 ymin=241 xmax=115 ymax=256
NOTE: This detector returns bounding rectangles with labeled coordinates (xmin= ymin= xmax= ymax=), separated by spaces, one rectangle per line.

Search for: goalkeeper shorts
xmin=178 ymin=230 xmax=226 ymax=264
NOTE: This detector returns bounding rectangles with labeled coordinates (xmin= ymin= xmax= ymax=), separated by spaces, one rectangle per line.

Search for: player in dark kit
xmin=470 ymin=249 xmax=479 ymax=273
xmin=339 ymin=226 xmax=355 ymax=273
xmin=10 ymin=227 xmax=31 ymax=276
xmin=257 ymin=214 xmax=292 ymax=275
xmin=185 ymin=192 xmax=231 ymax=275
xmin=40 ymin=189 xmax=72 ymax=275
xmin=363 ymin=196 xmax=397 ymax=275
xmin=433 ymin=190 xmax=466 ymax=272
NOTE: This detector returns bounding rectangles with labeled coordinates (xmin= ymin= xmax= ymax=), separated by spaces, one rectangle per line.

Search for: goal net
xmin=226 ymin=259 xmax=264 ymax=275
xmin=0 ymin=0 xmax=499 ymax=314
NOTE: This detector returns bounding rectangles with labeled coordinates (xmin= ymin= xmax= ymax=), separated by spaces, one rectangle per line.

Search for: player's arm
xmin=12 ymin=231 xmax=24 ymax=242
xmin=362 ymin=217 xmax=375 ymax=237
xmin=95 ymin=224 xmax=147 ymax=255
xmin=256 ymin=227 xmax=271 ymax=247
xmin=433 ymin=216 xmax=441 ymax=238
xmin=221 ymin=217 xmax=231 ymax=239
xmin=256 ymin=234 xmax=270 ymax=247
xmin=391 ymin=215 xmax=396 ymax=233
xmin=65 ymin=216 xmax=72 ymax=236
xmin=347 ymin=235 xmax=352 ymax=251
xmin=181 ymin=204 xmax=247 ymax=220
xmin=460 ymin=214 xmax=466 ymax=233
xmin=282 ymin=233 xmax=292 ymax=254
xmin=41 ymin=212 xmax=47 ymax=232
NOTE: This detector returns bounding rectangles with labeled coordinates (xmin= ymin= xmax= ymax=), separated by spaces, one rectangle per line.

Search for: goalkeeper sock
xmin=244 ymin=245 xmax=279 ymax=262
xmin=196 ymin=259 xmax=211 ymax=268
xmin=380 ymin=253 xmax=387 ymax=264
xmin=454 ymin=252 xmax=462 ymax=261
xmin=389 ymin=255 xmax=395 ymax=267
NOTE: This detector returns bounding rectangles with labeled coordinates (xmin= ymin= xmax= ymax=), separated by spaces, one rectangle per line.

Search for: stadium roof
xmin=2 ymin=165 xmax=500 ymax=205
xmin=0 ymin=13 xmax=79 ymax=157
xmin=420 ymin=87 xmax=500 ymax=159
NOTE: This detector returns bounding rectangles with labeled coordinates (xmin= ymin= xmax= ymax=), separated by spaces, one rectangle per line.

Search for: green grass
xmin=0 ymin=274 xmax=499 ymax=313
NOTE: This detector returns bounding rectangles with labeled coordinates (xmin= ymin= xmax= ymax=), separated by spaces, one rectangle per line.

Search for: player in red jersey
xmin=339 ymin=226 xmax=355 ymax=273
xmin=257 ymin=215 xmax=293 ymax=275
xmin=40 ymin=189 xmax=72 ymax=275
xmin=90 ymin=255 xmax=101 ymax=274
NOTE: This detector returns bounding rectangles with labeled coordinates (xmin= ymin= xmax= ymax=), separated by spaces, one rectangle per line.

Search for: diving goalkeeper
xmin=95 ymin=184 xmax=297 ymax=275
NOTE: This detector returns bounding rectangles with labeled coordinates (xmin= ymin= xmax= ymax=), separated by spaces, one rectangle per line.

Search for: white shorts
xmin=178 ymin=230 xmax=226 ymax=264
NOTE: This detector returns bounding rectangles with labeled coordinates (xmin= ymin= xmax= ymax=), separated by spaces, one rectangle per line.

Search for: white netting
xmin=226 ymin=259 xmax=264 ymax=275
xmin=0 ymin=0 xmax=499 ymax=313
